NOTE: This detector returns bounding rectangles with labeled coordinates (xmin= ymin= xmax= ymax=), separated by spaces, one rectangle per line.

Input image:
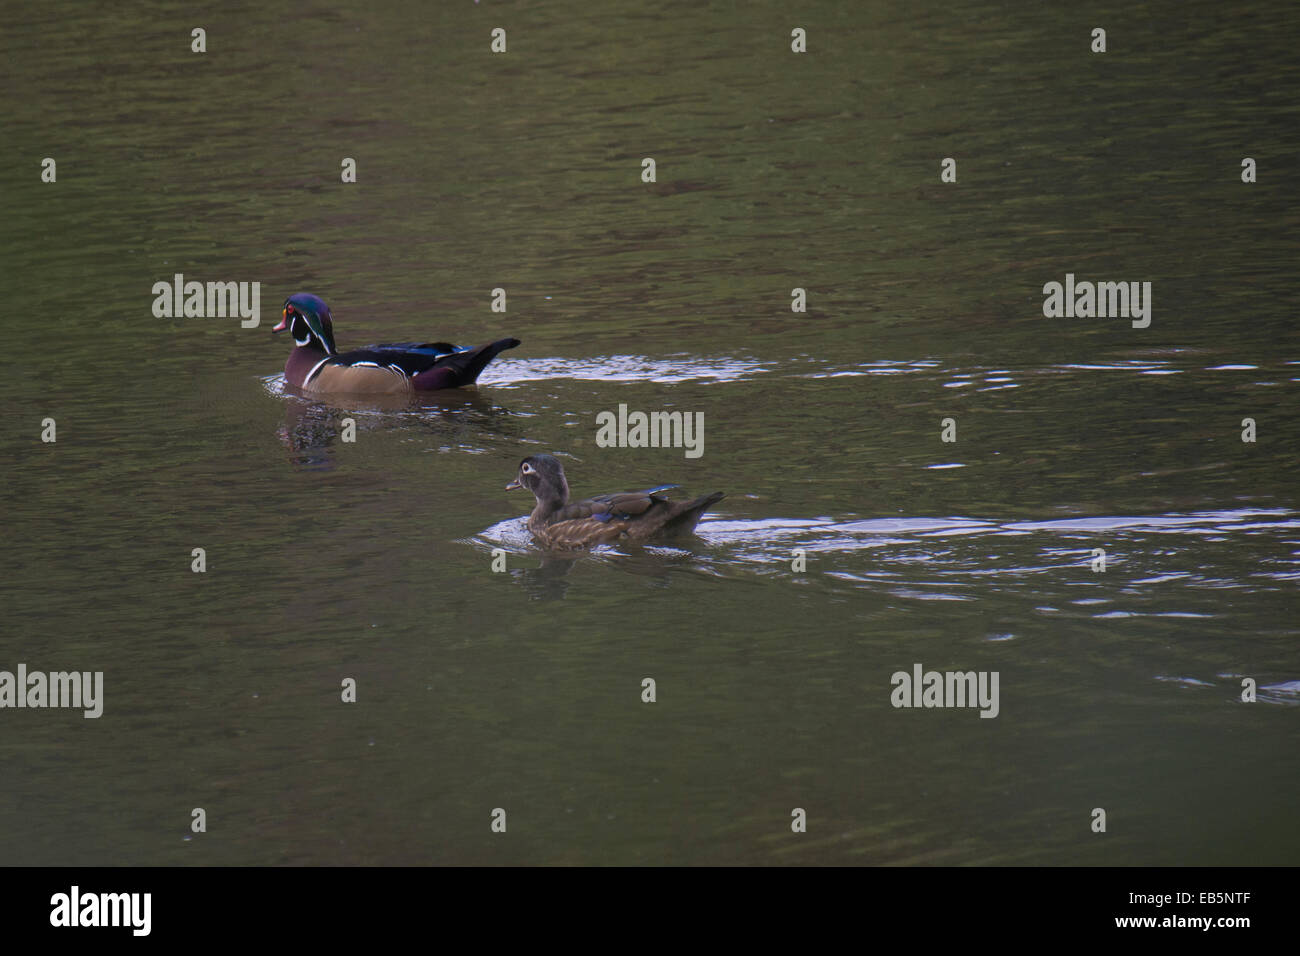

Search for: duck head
xmin=506 ymin=454 xmax=570 ymax=510
xmin=273 ymin=293 xmax=337 ymax=354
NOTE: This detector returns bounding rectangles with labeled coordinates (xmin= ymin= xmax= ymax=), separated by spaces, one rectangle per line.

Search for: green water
xmin=2 ymin=1 xmax=1297 ymax=865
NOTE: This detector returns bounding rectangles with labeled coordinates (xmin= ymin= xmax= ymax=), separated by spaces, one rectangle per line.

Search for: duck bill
xmin=505 ymin=479 xmax=522 ymax=490
xmin=272 ymin=309 xmax=289 ymax=333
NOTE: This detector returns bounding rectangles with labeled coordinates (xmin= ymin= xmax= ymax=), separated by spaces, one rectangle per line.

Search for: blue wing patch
xmin=356 ymin=342 xmax=469 ymax=357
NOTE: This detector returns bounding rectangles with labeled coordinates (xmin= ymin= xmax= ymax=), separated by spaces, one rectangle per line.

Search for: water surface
xmin=2 ymin=1 xmax=1297 ymax=865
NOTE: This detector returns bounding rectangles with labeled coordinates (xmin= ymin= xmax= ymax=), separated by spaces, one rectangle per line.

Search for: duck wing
xmin=552 ymin=485 xmax=680 ymax=523
xmin=332 ymin=342 xmax=468 ymax=377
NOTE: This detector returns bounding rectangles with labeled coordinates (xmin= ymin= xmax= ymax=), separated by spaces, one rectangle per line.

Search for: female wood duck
xmin=272 ymin=293 xmax=520 ymax=394
xmin=506 ymin=454 xmax=725 ymax=550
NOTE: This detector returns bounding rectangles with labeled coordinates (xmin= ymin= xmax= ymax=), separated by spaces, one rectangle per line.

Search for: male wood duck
xmin=506 ymin=454 xmax=725 ymax=550
xmin=272 ymin=293 xmax=520 ymax=394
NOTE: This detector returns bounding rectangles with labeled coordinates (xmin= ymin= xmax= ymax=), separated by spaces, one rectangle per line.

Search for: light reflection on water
xmin=477 ymin=509 xmax=1300 ymax=585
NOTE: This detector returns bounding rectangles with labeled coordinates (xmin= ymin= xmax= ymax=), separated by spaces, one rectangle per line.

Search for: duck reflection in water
xmin=276 ymin=389 xmax=514 ymax=471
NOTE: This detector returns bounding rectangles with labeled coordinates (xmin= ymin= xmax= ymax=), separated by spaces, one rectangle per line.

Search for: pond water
xmin=2 ymin=1 xmax=1297 ymax=864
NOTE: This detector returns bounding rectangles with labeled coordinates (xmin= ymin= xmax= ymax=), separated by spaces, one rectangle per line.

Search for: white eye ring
xmin=522 ymin=463 xmax=534 ymax=473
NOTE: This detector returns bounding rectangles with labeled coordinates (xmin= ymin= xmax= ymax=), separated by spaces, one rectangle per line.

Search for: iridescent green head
xmin=273 ymin=293 xmax=337 ymax=354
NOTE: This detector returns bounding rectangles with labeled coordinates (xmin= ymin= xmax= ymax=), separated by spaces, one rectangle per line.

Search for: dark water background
xmin=2 ymin=1 xmax=1297 ymax=864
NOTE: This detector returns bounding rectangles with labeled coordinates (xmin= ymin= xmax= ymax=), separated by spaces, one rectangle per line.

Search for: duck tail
xmin=414 ymin=337 xmax=520 ymax=390
xmin=662 ymin=491 xmax=725 ymax=535
xmin=457 ymin=337 xmax=521 ymax=384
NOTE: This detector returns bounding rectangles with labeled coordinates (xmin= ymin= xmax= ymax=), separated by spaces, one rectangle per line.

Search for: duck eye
xmin=522 ymin=463 xmax=534 ymax=473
